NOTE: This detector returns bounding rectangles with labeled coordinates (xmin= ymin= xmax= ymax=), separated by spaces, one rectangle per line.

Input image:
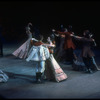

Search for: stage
xmin=0 ymin=43 xmax=100 ymax=99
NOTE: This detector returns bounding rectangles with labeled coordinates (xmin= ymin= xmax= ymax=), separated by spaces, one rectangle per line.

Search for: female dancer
xmin=44 ymin=37 xmax=68 ymax=82
xmin=12 ymin=23 xmax=33 ymax=59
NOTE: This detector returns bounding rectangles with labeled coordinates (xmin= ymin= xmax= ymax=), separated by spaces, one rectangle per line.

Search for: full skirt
xmin=45 ymin=54 xmax=67 ymax=82
xmin=12 ymin=38 xmax=32 ymax=59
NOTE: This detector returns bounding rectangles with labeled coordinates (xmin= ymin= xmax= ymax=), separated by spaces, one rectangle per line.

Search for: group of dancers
xmin=11 ymin=22 xmax=100 ymax=83
xmin=12 ymin=23 xmax=67 ymax=83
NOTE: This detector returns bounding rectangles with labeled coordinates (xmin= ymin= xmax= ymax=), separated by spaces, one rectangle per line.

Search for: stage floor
xmin=0 ymin=43 xmax=100 ymax=99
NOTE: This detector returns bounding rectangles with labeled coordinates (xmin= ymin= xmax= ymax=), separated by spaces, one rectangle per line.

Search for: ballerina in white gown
xmin=12 ymin=23 xmax=33 ymax=59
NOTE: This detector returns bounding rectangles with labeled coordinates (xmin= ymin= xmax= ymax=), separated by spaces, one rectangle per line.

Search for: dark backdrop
xmin=0 ymin=1 xmax=100 ymax=48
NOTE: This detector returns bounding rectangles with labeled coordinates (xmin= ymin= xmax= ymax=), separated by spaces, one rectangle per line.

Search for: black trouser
xmin=82 ymin=56 xmax=98 ymax=71
xmin=82 ymin=57 xmax=91 ymax=70
xmin=65 ymin=48 xmax=74 ymax=63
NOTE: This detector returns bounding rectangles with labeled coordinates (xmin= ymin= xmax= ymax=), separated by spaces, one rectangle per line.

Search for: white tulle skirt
xmin=12 ymin=38 xmax=32 ymax=59
xmin=0 ymin=70 xmax=9 ymax=83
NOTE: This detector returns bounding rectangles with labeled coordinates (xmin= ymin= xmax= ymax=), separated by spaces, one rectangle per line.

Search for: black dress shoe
xmin=84 ymin=69 xmax=89 ymax=73
xmin=88 ymin=69 xmax=93 ymax=74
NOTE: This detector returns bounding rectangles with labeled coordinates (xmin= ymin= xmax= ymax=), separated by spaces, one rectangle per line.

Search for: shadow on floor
xmin=4 ymin=71 xmax=36 ymax=83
